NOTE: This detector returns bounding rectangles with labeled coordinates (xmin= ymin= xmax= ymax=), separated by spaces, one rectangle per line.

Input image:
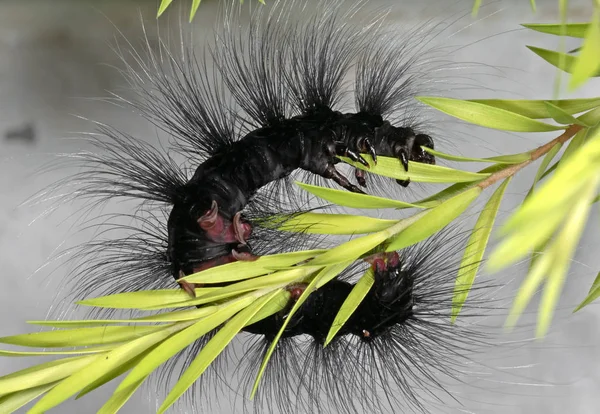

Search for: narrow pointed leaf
xmin=0 ymin=345 xmax=115 ymax=356
xmin=574 ymin=271 xmax=600 ymax=312
xmin=308 ymin=231 xmax=388 ymax=266
xmin=190 ymin=0 xmax=202 ymax=22
xmin=526 ymin=46 xmax=595 ymax=75
xmin=76 ymin=289 xmax=216 ymax=309
xmin=296 ymin=182 xmax=425 ymax=209
xmin=522 ymin=22 xmax=589 ymax=38
xmin=157 ymin=0 xmax=173 ymax=17
xmin=544 ymin=102 xmax=590 ymax=126
xmin=325 ymin=268 xmax=375 ymax=345
xmin=505 ymin=247 xmax=554 ymax=329
xmin=451 ymin=178 xmax=510 ymax=322
xmin=537 ymin=174 xmax=599 ymax=336
xmin=417 ymin=97 xmax=565 ymax=132
xmin=569 ymin=11 xmax=600 ymax=89
xmin=30 ymin=307 xmax=219 ymax=327
xmin=386 ymin=187 xmax=481 ymax=252
xmin=0 ymin=325 xmax=167 ymax=348
xmin=340 ymin=155 xmax=489 ymax=183
xmin=422 ymin=147 xmax=530 ymax=164
xmin=276 ymin=212 xmax=397 ymax=234
xmin=97 ymin=377 xmax=147 ymax=414
xmin=469 ymin=97 xmax=600 ymax=119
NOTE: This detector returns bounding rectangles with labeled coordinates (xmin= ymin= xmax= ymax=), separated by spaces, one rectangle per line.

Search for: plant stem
xmin=477 ymin=124 xmax=583 ymax=190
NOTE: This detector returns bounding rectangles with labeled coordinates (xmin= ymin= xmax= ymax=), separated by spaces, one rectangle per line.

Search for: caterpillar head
xmin=166 ymin=183 xmax=253 ymax=282
xmin=352 ymin=252 xmax=415 ymax=342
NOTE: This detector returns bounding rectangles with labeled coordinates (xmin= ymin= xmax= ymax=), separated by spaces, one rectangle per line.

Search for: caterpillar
xmin=2 ymin=1 xmax=523 ymax=413
xmin=100 ymin=0 xmax=443 ymax=291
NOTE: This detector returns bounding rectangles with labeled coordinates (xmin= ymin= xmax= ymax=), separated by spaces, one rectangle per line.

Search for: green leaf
xmin=76 ymin=289 xmax=216 ymax=309
xmin=324 ymin=268 xmax=374 ymax=345
xmin=295 ymin=182 xmax=425 ymax=209
xmin=190 ymin=0 xmax=202 ymax=22
xmin=526 ymin=46 xmax=600 ymax=76
xmin=451 ymin=178 xmax=510 ymax=322
xmin=471 ymin=0 xmax=482 ymax=17
xmin=250 ymin=262 xmax=350 ymax=398
xmin=417 ymin=96 xmax=565 ymax=132
xmin=340 ymin=155 xmax=489 ymax=183
xmin=522 ymin=22 xmax=589 ymax=38
xmin=157 ymin=291 xmax=280 ymax=413
xmin=276 ymin=212 xmax=397 ymax=235
xmin=0 ymin=325 xmax=168 ymax=348
xmin=505 ymin=245 xmax=554 ymax=329
xmin=97 ymin=377 xmax=147 ymax=414
xmin=0 ymin=355 xmax=96 ymax=397
xmin=157 ymin=0 xmax=173 ymax=17
xmin=30 ymin=307 xmax=219 ymax=327
xmin=469 ymin=97 xmax=600 ymax=119
xmin=114 ymin=296 xmax=255 ymax=392
xmin=422 ymin=147 xmax=531 ymax=164
xmin=0 ymin=345 xmax=114 ymax=356
xmin=574 ymin=271 xmax=600 ymax=312
xmin=0 ymin=382 xmax=58 ymax=414
xmin=386 ymin=187 xmax=482 ymax=252
xmin=308 ymin=231 xmax=388 ymax=266
xmin=181 ymin=250 xmax=325 ymax=284
xmin=569 ymin=11 xmax=600 ymax=89
xmin=28 ymin=323 xmax=189 ymax=413
xmin=544 ymin=101 xmax=591 ymax=126
xmin=537 ymin=174 xmax=599 ymax=336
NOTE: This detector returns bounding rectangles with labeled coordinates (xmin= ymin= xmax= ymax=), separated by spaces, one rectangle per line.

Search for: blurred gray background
xmin=1 ymin=0 xmax=600 ymax=413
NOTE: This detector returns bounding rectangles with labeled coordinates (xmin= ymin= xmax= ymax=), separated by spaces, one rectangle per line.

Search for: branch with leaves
xmin=1 ymin=6 xmax=600 ymax=414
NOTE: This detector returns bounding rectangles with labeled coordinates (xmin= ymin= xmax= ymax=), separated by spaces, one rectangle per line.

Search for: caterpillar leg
xmin=334 ymin=142 xmax=370 ymax=167
xmin=323 ymin=164 xmax=366 ymax=194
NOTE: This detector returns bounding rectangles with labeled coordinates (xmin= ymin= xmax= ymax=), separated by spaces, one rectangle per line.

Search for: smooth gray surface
xmin=1 ymin=0 xmax=599 ymax=413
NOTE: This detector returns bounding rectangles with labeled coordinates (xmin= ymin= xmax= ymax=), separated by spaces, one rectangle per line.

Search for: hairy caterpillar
xmin=98 ymin=0 xmax=444 ymax=289
xmin=0 ymin=1 xmax=533 ymax=413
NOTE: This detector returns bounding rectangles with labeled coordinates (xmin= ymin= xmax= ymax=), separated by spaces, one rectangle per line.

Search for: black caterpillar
xmin=19 ymin=1 xmax=505 ymax=413
xmin=106 ymin=0 xmax=437 ymax=288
